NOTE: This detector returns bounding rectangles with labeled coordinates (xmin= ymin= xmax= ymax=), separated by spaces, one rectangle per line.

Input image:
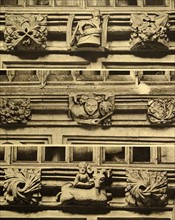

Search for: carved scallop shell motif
xmin=3 ymin=168 xmax=41 ymax=205
xmin=125 ymin=170 xmax=168 ymax=207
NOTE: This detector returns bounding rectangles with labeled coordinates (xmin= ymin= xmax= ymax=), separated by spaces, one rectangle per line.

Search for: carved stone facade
xmin=4 ymin=14 xmax=47 ymax=51
xmin=0 ymin=99 xmax=31 ymax=125
xmin=69 ymin=94 xmax=115 ymax=127
xmin=130 ymin=13 xmax=169 ymax=50
xmin=125 ymin=170 xmax=168 ymax=207
xmin=148 ymin=98 xmax=175 ymax=124
xmin=3 ymin=168 xmax=41 ymax=205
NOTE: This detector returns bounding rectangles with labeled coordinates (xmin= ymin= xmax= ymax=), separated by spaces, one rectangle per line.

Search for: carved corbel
xmin=69 ymin=94 xmax=115 ymax=127
xmin=0 ymin=98 xmax=32 ymax=125
xmin=125 ymin=170 xmax=168 ymax=207
xmin=3 ymin=168 xmax=41 ymax=205
xmin=4 ymin=14 xmax=47 ymax=51
xmin=67 ymin=10 xmax=109 ymax=51
xmin=130 ymin=13 xmax=169 ymax=51
xmin=147 ymin=98 xmax=175 ymax=124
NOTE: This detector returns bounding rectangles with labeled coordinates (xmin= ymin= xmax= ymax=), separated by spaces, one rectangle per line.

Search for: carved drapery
xmin=130 ymin=13 xmax=169 ymax=50
xmin=67 ymin=10 xmax=109 ymax=50
xmin=3 ymin=168 xmax=41 ymax=205
xmin=125 ymin=170 xmax=168 ymax=207
xmin=148 ymin=98 xmax=175 ymax=124
xmin=0 ymin=99 xmax=31 ymax=125
xmin=36 ymin=70 xmax=50 ymax=88
xmin=69 ymin=94 xmax=115 ymax=127
xmin=56 ymin=162 xmax=112 ymax=205
xmin=4 ymin=14 xmax=47 ymax=51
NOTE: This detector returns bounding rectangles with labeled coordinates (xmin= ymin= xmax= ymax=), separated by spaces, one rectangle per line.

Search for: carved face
xmin=79 ymin=165 xmax=87 ymax=174
xmin=84 ymin=98 xmax=98 ymax=116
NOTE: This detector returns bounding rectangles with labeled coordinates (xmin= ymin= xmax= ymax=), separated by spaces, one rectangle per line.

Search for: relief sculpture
xmin=125 ymin=170 xmax=168 ymax=207
xmin=56 ymin=162 xmax=112 ymax=205
xmin=148 ymin=98 xmax=175 ymax=124
xmin=130 ymin=13 xmax=169 ymax=50
xmin=3 ymin=168 xmax=41 ymax=205
xmin=69 ymin=94 xmax=115 ymax=127
xmin=67 ymin=10 xmax=109 ymax=50
xmin=0 ymin=99 xmax=31 ymax=125
xmin=4 ymin=14 xmax=47 ymax=51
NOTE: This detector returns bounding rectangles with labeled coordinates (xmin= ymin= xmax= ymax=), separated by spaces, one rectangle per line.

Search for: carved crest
xmin=56 ymin=162 xmax=112 ymax=205
xmin=130 ymin=13 xmax=169 ymax=50
xmin=67 ymin=10 xmax=109 ymax=50
xmin=148 ymin=98 xmax=175 ymax=124
xmin=0 ymin=99 xmax=31 ymax=125
xmin=69 ymin=94 xmax=115 ymax=127
xmin=4 ymin=14 xmax=47 ymax=51
xmin=3 ymin=168 xmax=41 ymax=205
xmin=125 ymin=170 xmax=168 ymax=207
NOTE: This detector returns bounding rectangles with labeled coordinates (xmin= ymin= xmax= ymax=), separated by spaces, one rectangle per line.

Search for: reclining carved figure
xmin=56 ymin=162 xmax=112 ymax=205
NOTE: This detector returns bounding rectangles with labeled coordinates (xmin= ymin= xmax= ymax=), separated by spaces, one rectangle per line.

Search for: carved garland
xmin=4 ymin=14 xmax=47 ymax=51
xmin=148 ymin=98 xmax=175 ymax=124
xmin=0 ymin=99 xmax=31 ymax=125
xmin=125 ymin=170 xmax=168 ymax=207
xmin=3 ymin=168 xmax=41 ymax=205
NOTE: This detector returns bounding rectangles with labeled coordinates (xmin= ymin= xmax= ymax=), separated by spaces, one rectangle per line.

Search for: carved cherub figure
xmin=74 ymin=162 xmax=94 ymax=189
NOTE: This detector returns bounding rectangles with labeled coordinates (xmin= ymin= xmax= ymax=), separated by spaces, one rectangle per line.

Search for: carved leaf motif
xmin=125 ymin=170 xmax=168 ymax=207
xmin=4 ymin=14 xmax=47 ymax=51
xmin=0 ymin=99 xmax=31 ymax=125
xmin=148 ymin=98 xmax=175 ymax=124
xmin=3 ymin=168 xmax=41 ymax=205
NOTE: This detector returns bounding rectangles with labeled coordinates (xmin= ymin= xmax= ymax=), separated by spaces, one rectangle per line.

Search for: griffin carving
xmin=69 ymin=94 xmax=115 ymax=127
xmin=130 ymin=13 xmax=169 ymax=50
xmin=0 ymin=99 xmax=31 ymax=125
xmin=125 ymin=170 xmax=168 ymax=207
xmin=4 ymin=14 xmax=47 ymax=51
xmin=3 ymin=168 xmax=41 ymax=205
xmin=148 ymin=98 xmax=175 ymax=124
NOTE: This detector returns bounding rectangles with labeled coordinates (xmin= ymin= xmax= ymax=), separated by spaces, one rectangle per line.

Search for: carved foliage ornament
xmin=69 ymin=94 xmax=115 ymax=127
xmin=148 ymin=98 xmax=175 ymax=124
xmin=130 ymin=13 xmax=169 ymax=50
xmin=0 ymin=99 xmax=31 ymax=125
xmin=3 ymin=168 xmax=41 ymax=205
xmin=125 ymin=170 xmax=168 ymax=207
xmin=4 ymin=14 xmax=47 ymax=51
xmin=56 ymin=162 xmax=112 ymax=205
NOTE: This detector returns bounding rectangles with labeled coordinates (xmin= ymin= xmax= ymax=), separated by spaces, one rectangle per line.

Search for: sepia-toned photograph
xmin=0 ymin=1 xmax=175 ymax=220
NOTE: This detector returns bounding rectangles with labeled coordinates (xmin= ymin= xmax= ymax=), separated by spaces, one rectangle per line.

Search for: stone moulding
xmin=0 ymin=98 xmax=32 ymax=125
xmin=130 ymin=13 xmax=169 ymax=51
xmin=147 ymin=98 xmax=175 ymax=124
xmin=4 ymin=14 xmax=47 ymax=51
xmin=3 ymin=168 xmax=41 ymax=205
xmin=125 ymin=170 xmax=168 ymax=207
xmin=69 ymin=94 xmax=115 ymax=127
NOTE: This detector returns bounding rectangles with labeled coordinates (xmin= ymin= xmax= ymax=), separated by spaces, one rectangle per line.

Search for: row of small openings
xmin=0 ymin=146 xmax=174 ymax=164
xmin=0 ymin=71 xmax=174 ymax=82
xmin=0 ymin=0 xmax=171 ymax=7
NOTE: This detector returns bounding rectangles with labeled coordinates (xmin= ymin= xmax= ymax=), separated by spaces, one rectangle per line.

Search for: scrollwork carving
xmin=0 ymin=99 xmax=31 ymax=125
xmin=4 ymin=14 xmax=47 ymax=51
xmin=69 ymin=94 xmax=115 ymax=127
xmin=3 ymin=168 xmax=41 ymax=205
xmin=148 ymin=98 xmax=175 ymax=124
xmin=130 ymin=13 xmax=169 ymax=50
xmin=125 ymin=170 xmax=168 ymax=207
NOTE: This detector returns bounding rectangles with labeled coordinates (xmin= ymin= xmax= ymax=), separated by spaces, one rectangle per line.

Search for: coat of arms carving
xmin=4 ymin=14 xmax=47 ymax=51
xmin=148 ymin=98 xmax=175 ymax=124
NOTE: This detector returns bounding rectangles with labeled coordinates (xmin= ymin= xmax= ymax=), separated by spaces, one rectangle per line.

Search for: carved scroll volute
xmin=130 ymin=13 xmax=169 ymax=51
xmin=148 ymin=98 xmax=175 ymax=124
xmin=3 ymin=168 xmax=41 ymax=205
xmin=125 ymin=170 xmax=168 ymax=207
xmin=67 ymin=10 xmax=109 ymax=50
xmin=69 ymin=94 xmax=115 ymax=127
xmin=4 ymin=14 xmax=47 ymax=51
xmin=0 ymin=99 xmax=32 ymax=125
